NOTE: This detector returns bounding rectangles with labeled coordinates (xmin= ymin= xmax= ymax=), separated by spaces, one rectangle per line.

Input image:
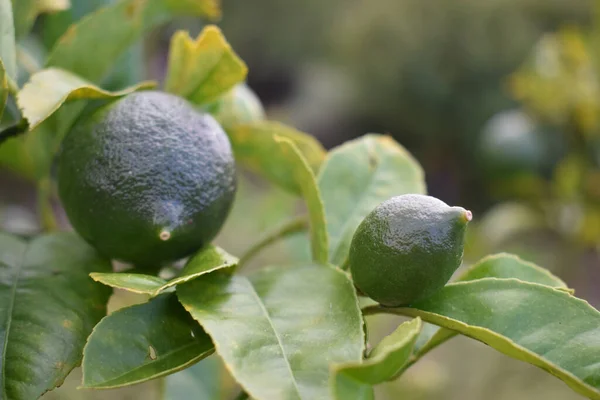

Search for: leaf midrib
xmin=1 ymin=244 xmax=27 ymax=399
xmin=247 ymin=281 xmax=302 ymax=399
xmin=86 ymin=341 xmax=213 ymax=388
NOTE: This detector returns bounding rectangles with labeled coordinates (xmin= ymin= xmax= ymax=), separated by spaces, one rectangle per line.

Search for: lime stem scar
xmin=464 ymin=210 xmax=473 ymax=222
xmin=159 ymin=230 xmax=171 ymax=241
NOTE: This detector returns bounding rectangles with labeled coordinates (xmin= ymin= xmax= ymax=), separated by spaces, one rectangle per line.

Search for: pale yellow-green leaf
xmin=1 ymin=0 xmax=16 ymax=81
xmin=274 ymin=137 xmax=329 ymax=264
xmin=17 ymin=68 xmax=155 ymax=130
xmin=37 ymin=0 xmax=70 ymax=13
xmin=165 ymin=26 xmax=247 ymax=105
xmin=90 ymin=246 xmax=237 ymax=296
xmin=227 ymin=121 xmax=326 ymax=194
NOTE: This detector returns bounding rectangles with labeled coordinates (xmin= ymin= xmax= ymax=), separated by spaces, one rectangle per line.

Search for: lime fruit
xmin=57 ymin=91 xmax=236 ymax=267
xmin=349 ymin=194 xmax=471 ymax=306
xmin=205 ymin=83 xmax=265 ymax=128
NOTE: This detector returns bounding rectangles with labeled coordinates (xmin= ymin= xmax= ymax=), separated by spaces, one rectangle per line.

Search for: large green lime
xmin=349 ymin=194 xmax=471 ymax=306
xmin=57 ymin=91 xmax=236 ymax=267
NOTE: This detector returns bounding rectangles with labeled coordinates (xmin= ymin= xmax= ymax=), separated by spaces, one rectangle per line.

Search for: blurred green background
xmin=2 ymin=0 xmax=600 ymax=399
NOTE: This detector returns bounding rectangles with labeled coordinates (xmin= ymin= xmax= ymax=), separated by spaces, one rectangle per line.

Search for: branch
xmin=238 ymin=216 xmax=308 ymax=267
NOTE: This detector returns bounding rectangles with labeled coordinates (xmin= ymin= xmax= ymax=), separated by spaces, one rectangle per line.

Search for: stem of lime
xmin=37 ymin=178 xmax=59 ymax=231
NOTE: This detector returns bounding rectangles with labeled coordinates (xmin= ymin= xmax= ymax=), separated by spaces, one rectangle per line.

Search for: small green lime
xmin=349 ymin=194 xmax=471 ymax=306
xmin=205 ymin=83 xmax=265 ymax=127
xmin=57 ymin=91 xmax=236 ymax=267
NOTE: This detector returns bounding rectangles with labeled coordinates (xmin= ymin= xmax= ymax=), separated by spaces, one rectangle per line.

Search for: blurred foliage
xmin=220 ymin=0 xmax=590 ymax=208
xmin=472 ymin=11 xmax=600 ymax=251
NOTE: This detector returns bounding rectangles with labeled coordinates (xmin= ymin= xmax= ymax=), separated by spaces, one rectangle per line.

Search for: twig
xmin=37 ymin=178 xmax=59 ymax=231
xmin=238 ymin=216 xmax=308 ymax=268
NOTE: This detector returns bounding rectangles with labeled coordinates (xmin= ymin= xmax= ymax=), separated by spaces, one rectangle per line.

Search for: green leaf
xmin=459 ymin=253 xmax=569 ymax=288
xmin=46 ymin=0 xmax=221 ymax=84
xmin=11 ymin=0 xmax=69 ymax=38
xmin=165 ymin=26 xmax=248 ymax=105
xmin=274 ymin=137 xmax=328 ymax=264
xmin=163 ymin=356 xmax=224 ymax=400
xmin=0 ymin=60 xmax=7 ymax=120
xmin=90 ymin=273 xmax=167 ymax=295
xmin=1 ymin=0 xmax=16 ymax=83
xmin=368 ymin=279 xmax=600 ymax=400
xmin=177 ymin=263 xmax=365 ymax=400
xmin=0 ymin=232 xmax=112 ymax=400
xmin=0 ymin=104 xmax=76 ymax=180
xmin=81 ymin=293 xmax=214 ymax=389
xmin=408 ymin=253 xmax=571 ymax=376
xmin=91 ymin=245 xmax=237 ymax=296
xmin=331 ymin=318 xmax=422 ymax=400
xmin=227 ymin=121 xmax=326 ymax=194
xmin=318 ymin=134 xmax=426 ymax=266
xmin=17 ymin=68 xmax=155 ymax=130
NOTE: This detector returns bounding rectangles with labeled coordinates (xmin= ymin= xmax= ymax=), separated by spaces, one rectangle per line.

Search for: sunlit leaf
xmin=17 ymin=68 xmax=154 ymax=130
xmin=177 ymin=263 xmax=364 ymax=400
xmin=165 ymin=26 xmax=247 ymax=105
xmin=274 ymin=137 xmax=328 ymax=263
xmin=227 ymin=121 xmax=326 ymax=194
xmin=91 ymin=245 xmax=237 ymax=296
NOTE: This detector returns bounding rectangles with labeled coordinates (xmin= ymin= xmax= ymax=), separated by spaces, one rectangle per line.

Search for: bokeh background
xmin=1 ymin=0 xmax=599 ymax=399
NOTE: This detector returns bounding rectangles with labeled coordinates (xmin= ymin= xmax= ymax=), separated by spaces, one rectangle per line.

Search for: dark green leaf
xmin=274 ymin=137 xmax=328 ymax=264
xmin=227 ymin=121 xmax=326 ymax=194
xmin=165 ymin=27 xmax=248 ymax=105
xmin=331 ymin=318 xmax=422 ymax=400
xmin=91 ymin=245 xmax=237 ymax=296
xmin=81 ymin=293 xmax=214 ymax=389
xmin=0 ymin=232 xmax=112 ymax=400
xmin=177 ymin=263 xmax=365 ymax=400
xmin=318 ymin=134 xmax=426 ymax=266
xmin=1 ymin=0 xmax=16 ymax=83
xmin=368 ymin=279 xmax=600 ymax=400
xmin=0 ymin=107 xmax=70 ymax=180
xmin=17 ymin=68 xmax=155 ymax=130
xmin=46 ymin=0 xmax=221 ymax=84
